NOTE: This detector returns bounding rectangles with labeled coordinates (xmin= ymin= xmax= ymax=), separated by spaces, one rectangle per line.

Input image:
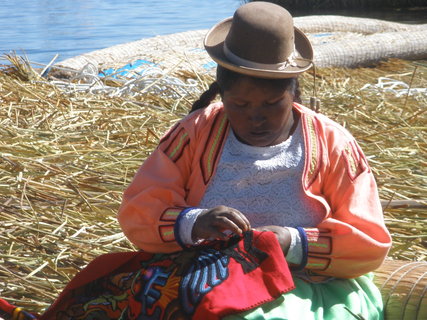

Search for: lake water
xmin=0 ymin=0 xmax=241 ymax=65
xmin=0 ymin=0 xmax=426 ymax=65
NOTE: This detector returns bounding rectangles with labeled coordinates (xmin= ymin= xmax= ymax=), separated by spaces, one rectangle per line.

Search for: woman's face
xmin=222 ymin=77 xmax=295 ymax=147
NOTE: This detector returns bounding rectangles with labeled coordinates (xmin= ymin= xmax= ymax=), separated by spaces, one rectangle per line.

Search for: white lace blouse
xmin=178 ymin=121 xmax=325 ymax=264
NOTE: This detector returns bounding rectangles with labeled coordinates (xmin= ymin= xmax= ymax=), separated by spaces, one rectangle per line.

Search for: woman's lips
xmin=249 ymin=131 xmax=269 ymax=136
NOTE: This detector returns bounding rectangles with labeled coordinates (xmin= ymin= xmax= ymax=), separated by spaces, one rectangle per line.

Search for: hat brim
xmin=204 ymin=18 xmax=313 ymax=79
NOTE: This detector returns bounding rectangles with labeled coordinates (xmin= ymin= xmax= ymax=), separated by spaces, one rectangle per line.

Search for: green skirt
xmin=225 ymin=273 xmax=383 ymax=320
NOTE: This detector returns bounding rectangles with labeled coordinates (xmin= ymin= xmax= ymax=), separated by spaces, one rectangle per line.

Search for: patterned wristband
xmin=174 ymin=207 xmax=194 ymax=249
xmin=291 ymin=227 xmax=308 ymax=271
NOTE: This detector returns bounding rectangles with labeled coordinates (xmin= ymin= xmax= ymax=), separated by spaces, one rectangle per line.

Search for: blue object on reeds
xmin=99 ymin=59 xmax=158 ymax=78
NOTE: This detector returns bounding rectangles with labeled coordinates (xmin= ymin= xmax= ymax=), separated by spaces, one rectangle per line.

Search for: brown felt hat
xmin=204 ymin=1 xmax=313 ymax=79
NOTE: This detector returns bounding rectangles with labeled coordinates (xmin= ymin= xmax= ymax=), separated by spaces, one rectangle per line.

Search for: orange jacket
xmin=118 ymin=102 xmax=391 ymax=279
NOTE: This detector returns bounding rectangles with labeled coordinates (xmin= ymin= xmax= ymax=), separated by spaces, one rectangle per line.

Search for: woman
xmin=1 ymin=2 xmax=391 ymax=319
xmin=117 ymin=2 xmax=391 ymax=319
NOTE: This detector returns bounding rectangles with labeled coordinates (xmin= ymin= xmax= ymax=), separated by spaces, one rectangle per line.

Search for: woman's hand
xmin=192 ymin=205 xmax=251 ymax=241
xmin=254 ymin=225 xmax=291 ymax=255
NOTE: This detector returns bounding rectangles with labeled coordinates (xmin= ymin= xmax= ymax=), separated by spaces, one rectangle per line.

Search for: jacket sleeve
xmin=302 ymin=132 xmax=392 ymax=279
xmin=117 ymin=121 xmax=195 ymax=253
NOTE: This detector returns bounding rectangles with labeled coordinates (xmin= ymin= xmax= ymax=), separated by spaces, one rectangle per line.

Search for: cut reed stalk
xmin=0 ymin=55 xmax=425 ymax=313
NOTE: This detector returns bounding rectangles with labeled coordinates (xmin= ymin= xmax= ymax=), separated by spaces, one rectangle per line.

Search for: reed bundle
xmin=374 ymin=260 xmax=427 ymax=320
xmin=0 ymin=56 xmax=425 ymax=313
xmin=245 ymin=0 xmax=427 ymax=10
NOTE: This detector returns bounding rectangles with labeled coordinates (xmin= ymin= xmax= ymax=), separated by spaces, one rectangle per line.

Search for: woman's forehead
xmin=225 ymin=77 xmax=289 ymax=97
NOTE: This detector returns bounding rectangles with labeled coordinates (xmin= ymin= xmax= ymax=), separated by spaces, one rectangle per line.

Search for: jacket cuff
xmin=285 ymin=227 xmax=303 ymax=265
xmin=158 ymin=207 xmax=186 ymax=245
xmin=290 ymin=227 xmax=308 ymax=271
xmin=304 ymin=228 xmax=332 ymax=271
xmin=175 ymin=207 xmax=205 ymax=248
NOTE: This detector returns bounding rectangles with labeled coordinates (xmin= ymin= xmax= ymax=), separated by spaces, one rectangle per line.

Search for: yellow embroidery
xmin=345 ymin=144 xmax=358 ymax=177
xmin=307 ymin=262 xmax=325 ymax=268
xmin=164 ymin=209 xmax=180 ymax=217
xmin=308 ymin=243 xmax=328 ymax=248
xmin=168 ymin=132 xmax=188 ymax=159
xmin=305 ymin=116 xmax=318 ymax=186
xmin=12 ymin=308 xmax=23 ymax=320
xmin=206 ymin=114 xmax=228 ymax=177
xmin=306 ymin=256 xmax=330 ymax=270
xmin=159 ymin=225 xmax=175 ymax=242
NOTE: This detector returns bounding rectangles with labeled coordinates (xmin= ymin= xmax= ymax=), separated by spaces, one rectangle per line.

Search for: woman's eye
xmin=266 ymin=98 xmax=281 ymax=105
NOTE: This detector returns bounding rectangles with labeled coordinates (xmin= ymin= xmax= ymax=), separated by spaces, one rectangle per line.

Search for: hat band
xmin=223 ymin=43 xmax=298 ymax=71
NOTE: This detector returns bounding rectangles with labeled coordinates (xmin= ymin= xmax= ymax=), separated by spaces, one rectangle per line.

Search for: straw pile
xmin=0 ymin=55 xmax=426 ymax=313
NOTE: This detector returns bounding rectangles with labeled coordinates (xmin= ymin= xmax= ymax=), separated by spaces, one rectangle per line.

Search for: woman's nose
xmin=248 ymin=107 xmax=266 ymax=124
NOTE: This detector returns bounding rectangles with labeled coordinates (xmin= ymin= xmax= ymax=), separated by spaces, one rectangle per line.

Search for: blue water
xmin=0 ymin=0 xmax=241 ymax=65
xmin=1 ymin=0 xmax=426 ymax=66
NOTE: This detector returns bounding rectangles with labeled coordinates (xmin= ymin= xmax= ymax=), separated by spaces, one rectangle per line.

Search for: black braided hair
xmin=190 ymin=65 xmax=301 ymax=114
xmin=189 ymin=81 xmax=220 ymax=113
xmin=293 ymin=80 xmax=302 ymax=104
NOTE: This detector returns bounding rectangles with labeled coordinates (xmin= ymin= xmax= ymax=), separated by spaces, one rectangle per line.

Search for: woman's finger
xmin=205 ymin=226 xmax=231 ymax=240
xmin=212 ymin=215 xmax=243 ymax=236
xmin=230 ymin=208 xmax=251 ymax=231
xmin=223 ymin=208 xmax=251 ymax=232
xmin=193 ymin=206 xmax=251 ymax=240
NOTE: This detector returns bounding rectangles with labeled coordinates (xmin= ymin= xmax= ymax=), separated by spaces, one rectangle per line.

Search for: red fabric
xmin=0 ymin=298 xmax=38 ymax=320
xmin=0 ymin=298 xmax=15 ymax=313
xmin=38 ymin=231 xmax=293 ymax=319
xmin=195 ymin=231 xmax=295 ymax=319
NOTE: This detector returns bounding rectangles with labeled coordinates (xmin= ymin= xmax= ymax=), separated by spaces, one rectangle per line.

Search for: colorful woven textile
xmin=0 ymin=298 xmax=38 ymax=320
xmin=2 ymin=230 xmax=294 ymax=320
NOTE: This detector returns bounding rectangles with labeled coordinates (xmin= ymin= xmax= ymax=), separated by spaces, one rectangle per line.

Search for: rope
xmin=41 ymin=61 xmax=201 ymax=98
xmin=380 ymin=261 xmax=427 ymax=315
xmin=402 ymin=271 xmax=427 ymax=320
xmin=415 ymin=281 xmax=427 ymax=320
xmin=361 ymin=77 xmax=427 ymax=98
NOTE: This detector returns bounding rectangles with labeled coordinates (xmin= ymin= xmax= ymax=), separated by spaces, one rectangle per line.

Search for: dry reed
xmin=0 ymin=55 xmax=425 ymax=313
